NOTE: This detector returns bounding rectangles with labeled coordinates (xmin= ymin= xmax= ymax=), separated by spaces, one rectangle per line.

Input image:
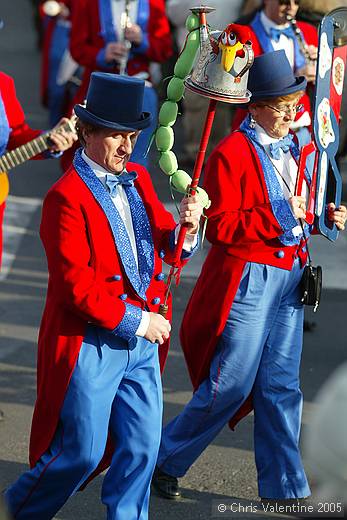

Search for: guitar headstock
xmin=66 ymin=100 xmax=87 ymax=132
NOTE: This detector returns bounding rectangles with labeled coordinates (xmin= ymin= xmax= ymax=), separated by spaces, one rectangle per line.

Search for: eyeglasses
xmin=278 ymin=0 xmax=300 ymax=6
xmin=263 ymin=103 xmax=304 ymax=116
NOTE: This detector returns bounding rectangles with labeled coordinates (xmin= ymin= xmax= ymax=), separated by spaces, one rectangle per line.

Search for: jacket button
xmin=159 ymin=250 xmax=165 ymax=259
xmin=152 ymin=297 xmax=160 ymax=305
xmin=275 ymin=250 xmax=285 ymax=259
xmin=119 ymin=293 xmax=127 ymax=301
xmin=113 ymin=274 xmax=122 ymax=281
xmin=156 ymin=272 xmax=165 ymax=281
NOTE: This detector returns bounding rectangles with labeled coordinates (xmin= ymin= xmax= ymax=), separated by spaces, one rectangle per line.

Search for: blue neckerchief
xmin=269 ymin=134 xmax=294 ymax=160
xmin=73 ymin=148 xmax=154 ymax=299
xmin=0 ymin=93 xmax=10 ymax=156
xmin=105 ymin=171 xmax=137 ymax=196
xmin=240 ymin=115 xmax=311 ymax=245
xmin=98 ymin=0 xmax=149 ymax=61
xmin=270 ymin=26 xmax=294 ymax=43
xmin=250 ymin=12 xmax=306 ymax=71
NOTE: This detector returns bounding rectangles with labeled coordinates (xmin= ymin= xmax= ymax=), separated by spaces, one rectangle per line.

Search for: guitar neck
xmin=0 ymin=120 xmax=74 ymax=172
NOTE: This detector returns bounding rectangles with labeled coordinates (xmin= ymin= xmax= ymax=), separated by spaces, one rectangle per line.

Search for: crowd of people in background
xmin=30 ymin=0 xmax=347 ymax=168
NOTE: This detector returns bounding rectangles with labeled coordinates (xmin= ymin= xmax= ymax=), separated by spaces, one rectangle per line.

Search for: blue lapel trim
xmin=98 ymin=0 xmax=149 ymax=48
xmin=0 ymin=93 xmax=10 ymax=156
xmin=240 ymin=116 xmax=311 ymax=245
xmin=251 ymin=12 xmax=305 ymax=71
xmin=99 ymin=0 xmax=117 ymax=43
xmin=136 ymin=0 xmax=149 ymax=33
xmin=73 ymin=149 xmax=153 ymax=300
xmin=124 ymin=182 xmax=154 ymax=295
xmin=251 ymin=13 xmax=274 ymax=54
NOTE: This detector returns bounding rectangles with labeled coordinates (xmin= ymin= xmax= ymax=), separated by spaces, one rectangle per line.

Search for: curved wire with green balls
xmin=155 ymin=13 xmax=211 ymax=209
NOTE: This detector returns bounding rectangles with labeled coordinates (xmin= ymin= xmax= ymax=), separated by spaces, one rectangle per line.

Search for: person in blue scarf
xmin=152 ymin=50 xmax=347 ymax=503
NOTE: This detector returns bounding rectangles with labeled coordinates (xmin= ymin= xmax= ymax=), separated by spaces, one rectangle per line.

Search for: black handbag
xmin=301 ymin=263 xmax=322 ymax=312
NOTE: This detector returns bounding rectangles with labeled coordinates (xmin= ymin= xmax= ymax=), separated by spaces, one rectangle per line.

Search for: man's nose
xmin=123 ymin=136 xmax=133 ymax=154
xmin=288 ymin=0 xmax=297 ymax=9
xmin=284 ymin=112 xmax=295 ymax=123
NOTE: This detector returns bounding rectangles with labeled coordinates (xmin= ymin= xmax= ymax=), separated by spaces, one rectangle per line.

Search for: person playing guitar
xmin=0 ymin=68 xmax=77 ymax=267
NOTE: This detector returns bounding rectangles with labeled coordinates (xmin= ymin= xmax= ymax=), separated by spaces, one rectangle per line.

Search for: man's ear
xmin=249 ymin=104 xmax=257 ymax=118
xmin=82 ymin=127 xmax=90 ymax=143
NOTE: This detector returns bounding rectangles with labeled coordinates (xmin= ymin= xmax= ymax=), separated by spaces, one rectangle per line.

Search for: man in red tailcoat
xmin=0 ymin=66 xmax=77 ymax=267
xmin=63 ymin=0 xmax=173 ymax=168
xmin=4 ymin=73 xmax=202 ymax=520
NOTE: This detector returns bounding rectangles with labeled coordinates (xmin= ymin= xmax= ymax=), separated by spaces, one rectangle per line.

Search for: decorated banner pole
xmin=155 ymin=6 xmax=254 ymax=316
xmin=296 ymin=7 xmax=347 ymax=241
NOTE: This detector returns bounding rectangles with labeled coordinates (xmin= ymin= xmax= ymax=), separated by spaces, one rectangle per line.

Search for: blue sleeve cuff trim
xmin=168 ymin=229 xmax=200 ymax=259
xmin=132 ymin=33 xmax=149 ymax=54
xmin=112 ymin=303 xmax=142 ymax=340
xmin=182 ymin=233 xmax=199 ymax=259
xmin=96 ymin=48 xmax=113 ymax=69
xmin=43 ymin=149 xmax=63 ymax=159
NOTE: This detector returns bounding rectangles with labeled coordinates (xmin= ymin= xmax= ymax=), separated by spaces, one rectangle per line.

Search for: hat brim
xmin=237 ymin=76 xmax=307 ymax=109
xmin=74 ymin=104 xmax=152 ymax=131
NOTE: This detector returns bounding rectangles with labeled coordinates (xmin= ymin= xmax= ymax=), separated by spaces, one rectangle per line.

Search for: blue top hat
xmin=74 ymin=72 xmax=152 ymax=131
xmin=247 ymin=50 xmax=307 ymax=104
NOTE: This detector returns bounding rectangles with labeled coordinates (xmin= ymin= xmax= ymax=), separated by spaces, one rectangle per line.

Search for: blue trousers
xmin=157 ymin=260 xmax=311 ymax=499
xmin=130 ymin=85 xmax=158 ymax=168
xmin=5 ymin=327 xmax=162 ymax=520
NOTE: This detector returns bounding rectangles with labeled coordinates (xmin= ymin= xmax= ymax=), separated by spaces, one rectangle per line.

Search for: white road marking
xmin=0 ymin=195 xmax=42 ymax=281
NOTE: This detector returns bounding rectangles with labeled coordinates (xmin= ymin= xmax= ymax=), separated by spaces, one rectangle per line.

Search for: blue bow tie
xmin=269 ymin=26 xmax=294 ymax=43
xmin=269 ymin=134 xmax=293 ymax=160
xmin=105 ymin=171 xmax=137 ymax=196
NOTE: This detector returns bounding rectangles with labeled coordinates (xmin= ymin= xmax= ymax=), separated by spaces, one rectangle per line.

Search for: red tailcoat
xmin=232 ymin=20 xmax=318 ymax=130
xmin=180 ymin=131 xmax=308 ymax=427
xmin=69 ymin=0 xmax=173 ymax=106
xmin=0 ymin=72 xmax=41 ymax=266
xmin=29 ymin=161 xmax=182 ymax=470
xmin=248 ymin=20 xmax=318 ymax=57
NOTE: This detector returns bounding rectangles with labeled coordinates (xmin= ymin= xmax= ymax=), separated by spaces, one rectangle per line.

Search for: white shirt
xmin=82 ymin=150 xmax=197 ymax=336
xmin=111 ymin=0 xmax=139 ymax=43
xmin=260 ymin=12 xmax=312 ymax=130
xmin=110 ymin=0 xmax=151 ymax=82
xmin=260 ymin=11 xmax=295 ymax=68
xmin=255 ymin=123 xmax=308 ymax=237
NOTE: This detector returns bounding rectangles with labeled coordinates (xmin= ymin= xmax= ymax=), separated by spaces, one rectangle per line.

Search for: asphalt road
xmin=0 ymin=2 xmax=346 ymax=519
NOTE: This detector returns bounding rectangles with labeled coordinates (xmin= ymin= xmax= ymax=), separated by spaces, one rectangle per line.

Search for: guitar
xmin=0 ymin=115 xmax=76 ymax=204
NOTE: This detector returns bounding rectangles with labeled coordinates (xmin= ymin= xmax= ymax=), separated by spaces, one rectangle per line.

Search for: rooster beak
xmin=219 ymin=41 xmax=244 ymax=72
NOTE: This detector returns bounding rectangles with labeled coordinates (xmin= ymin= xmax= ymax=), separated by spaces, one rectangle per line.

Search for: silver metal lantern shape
xmin=185 ymin=6 xmax=254 ymax=103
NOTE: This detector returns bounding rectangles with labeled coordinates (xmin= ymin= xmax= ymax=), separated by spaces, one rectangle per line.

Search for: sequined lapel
xmin=73 ymin=149 xmax=151 ymax=300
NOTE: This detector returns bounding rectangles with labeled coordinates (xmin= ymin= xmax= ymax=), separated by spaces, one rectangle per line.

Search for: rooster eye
xmin=221 ymin=31 xmax=228 ymax=45
xmin=228 ymin=32 xmax=237 ymax=46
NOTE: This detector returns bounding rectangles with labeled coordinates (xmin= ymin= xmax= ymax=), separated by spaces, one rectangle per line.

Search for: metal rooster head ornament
xmin=185 ymin=6 xmax=254 ymax=103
